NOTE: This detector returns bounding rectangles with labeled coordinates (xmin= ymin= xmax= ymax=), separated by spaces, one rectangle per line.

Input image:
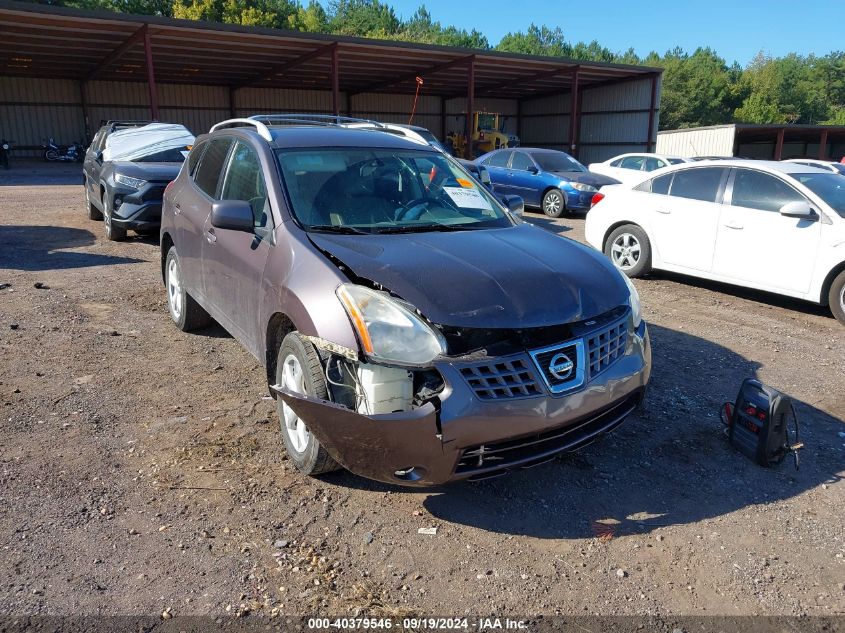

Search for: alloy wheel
xmin=543 ymin=192 xmax=562 ymax=215
xmin=280 ymin=354 xmax=310 ymax=453
xmin=167 ymin=257 xmax=183 ymax=321
xmin=611 ymin=233 xmax=641 ymax=270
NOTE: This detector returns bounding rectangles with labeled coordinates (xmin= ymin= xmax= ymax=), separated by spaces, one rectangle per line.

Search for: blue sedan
xmin=476 ymin=148 xmax=619 ymax=217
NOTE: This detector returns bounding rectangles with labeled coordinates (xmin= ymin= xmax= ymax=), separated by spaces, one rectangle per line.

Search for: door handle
xmin=205 ymin=228 xmax=217 ymax=243
xmin=655 ymin=208 xmax=671 ymax=214
xmin=724 ymin=222 xmax=743 ymax=230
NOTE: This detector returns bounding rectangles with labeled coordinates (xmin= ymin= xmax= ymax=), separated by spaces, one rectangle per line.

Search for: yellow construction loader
xmin=447 ymin=112 xmax=519 ymax=159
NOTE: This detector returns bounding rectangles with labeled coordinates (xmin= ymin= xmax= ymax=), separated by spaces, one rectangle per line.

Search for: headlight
xmin=336 ymin=284 xmax=446 ymax=366
xmin=621 ymin=273 xmax=643 ymax=328
xmin=114 ymin=173 xmax=146 ymax=189
xmin=567 ymin=182 xmax=598 ymax=193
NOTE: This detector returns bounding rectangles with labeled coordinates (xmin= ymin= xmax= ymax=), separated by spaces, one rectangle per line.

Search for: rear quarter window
xmin=187 ymin=141 xmax=206 ymax=176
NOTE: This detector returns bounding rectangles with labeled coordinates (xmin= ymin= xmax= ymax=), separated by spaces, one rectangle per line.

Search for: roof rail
xmin=209 ymin=118 xmax=274 ymax=141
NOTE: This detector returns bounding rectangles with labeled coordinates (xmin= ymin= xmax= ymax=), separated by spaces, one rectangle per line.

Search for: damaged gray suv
xmin=160 ymin=114 xmax=651 ymax=486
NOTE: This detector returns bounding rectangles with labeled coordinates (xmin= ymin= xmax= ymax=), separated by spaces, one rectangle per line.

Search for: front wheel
xmin=542 ymin=189 xmax=566 ymax=218
xmin=102 ymin=194 xmax=127 ymax=241
xmin=276 ymin=333 xmax=340 ymax=476
xmin=165 ymin=247 xmax=212 ymax=331
xmin=828 ymin=269 xmax=845 ymax=326
xmin=604 ymin=224 xmax=652 ymax=278
xmin=45 ymin=150 xmax=58 ymax=162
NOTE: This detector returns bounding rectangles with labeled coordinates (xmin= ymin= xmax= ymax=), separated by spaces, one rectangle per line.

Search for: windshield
xmin=134 ymin=147 xmax=188 ymax=163
xmin=531 ymin=152 xmax=586 ymax=173
xmin=794 ymin=172 xmax=845 ymax=218
xmin=477 ymin=113 xmax=498 ymax=131
xmin=276 ymin=148 xmax=512 ymax=234
xmin=667 ymin=158 xmax=687 ymax=165
xmin=831 ymin=163 xmax=845 ymax=175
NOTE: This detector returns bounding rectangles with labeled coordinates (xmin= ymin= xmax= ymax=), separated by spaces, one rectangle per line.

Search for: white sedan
xmin=784 ymin=158 xmax=845 ymax=175
xmin=588 ymin=152 xmax=691 ymax=184
xmin=585 ymin=160 xmax=845 ymax=324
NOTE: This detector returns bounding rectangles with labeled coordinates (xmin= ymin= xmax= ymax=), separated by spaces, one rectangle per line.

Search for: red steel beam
xmin=465 ymin=57 xmax=475 ymax=158
xmin=568 ymin=66 xmax=580 ymax=156
xmin=477 ymin=66 xmax=572 ymax=97
xmin=85 ymin=24 xmax=147 ymax=81
xmin=774 ymin=128 xmax=785 ymax=160
xmin=819 ymin=129 xmax=829 ymax=160
xmin=331 ymin=44 xmax=340 ymax=116
xmin=143 ymin=25 xmax=158 ymax=120
xmin=242 ymin=42 xmax=337 ymax=88
xmin=348 ymin=55 xmax=474 ymax=98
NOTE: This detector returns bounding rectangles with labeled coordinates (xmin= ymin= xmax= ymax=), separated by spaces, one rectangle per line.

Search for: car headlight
xmin=114 ymin=173 xmax=146 ymax=189
xmin=567 ymin=182 xmax=598 ymax=193
xmin=621 ymin=273 xmax=642 ymax=328
xmin=337 ymin=284 xmax=446 ymax=366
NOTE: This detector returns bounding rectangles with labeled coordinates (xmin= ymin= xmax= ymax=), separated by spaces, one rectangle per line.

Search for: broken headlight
xmin=336 ymin=284 xmax=446 ymax=366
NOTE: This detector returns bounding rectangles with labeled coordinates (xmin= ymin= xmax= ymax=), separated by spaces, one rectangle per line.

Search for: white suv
xmin=585 ymin=160 xmax=845 ymax=324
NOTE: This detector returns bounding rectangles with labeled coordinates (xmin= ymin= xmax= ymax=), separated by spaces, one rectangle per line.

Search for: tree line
xmin=31 ymin=0 xmax=845 ymax=129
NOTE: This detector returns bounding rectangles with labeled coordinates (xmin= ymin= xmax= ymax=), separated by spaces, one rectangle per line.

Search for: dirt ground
xmin=1 ymin=161 xmax=843 ymax=622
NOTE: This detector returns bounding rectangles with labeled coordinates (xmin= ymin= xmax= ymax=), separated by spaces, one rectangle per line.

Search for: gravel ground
xmin=0 ymin=162 xmax=843 ymax=621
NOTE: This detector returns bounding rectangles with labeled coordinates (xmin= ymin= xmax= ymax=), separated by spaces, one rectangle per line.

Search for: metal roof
xmin=0 ymin=0 xmax=659 ymax=99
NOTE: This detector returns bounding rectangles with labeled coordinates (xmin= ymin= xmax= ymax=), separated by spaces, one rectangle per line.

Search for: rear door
xmin=83 ymin=128 xmax=106 ymax=202
xmin=200 ymin=140 xmax=273 ymax=355
xmin=649 ymin=166 xmax=728 ymax=271
xmin=177 ymin=137 xmax=232 ymax=298
xmin=712 ymin=168 xmax=821 ymax=293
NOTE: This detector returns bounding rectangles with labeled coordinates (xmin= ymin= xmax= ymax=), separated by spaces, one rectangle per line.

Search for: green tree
xmin=328 ymin=0 xmax=400 ymax=37
xmin=496 ymin=24 xmax=571 ymax=57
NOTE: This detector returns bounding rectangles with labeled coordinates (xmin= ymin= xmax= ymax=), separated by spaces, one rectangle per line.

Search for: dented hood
xmin=308 ymin=224 xmax=630 ymax=328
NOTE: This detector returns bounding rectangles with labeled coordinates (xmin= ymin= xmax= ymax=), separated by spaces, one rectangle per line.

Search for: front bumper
xmin=278 ymin=321 xmax=651 ymax=487
xmin=111 ymin=181 xmax=167 ymax=230
xmin=563 ymin=189 xmax=596 ymax=212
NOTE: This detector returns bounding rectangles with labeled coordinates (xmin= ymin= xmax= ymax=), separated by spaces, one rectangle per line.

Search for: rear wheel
xmin=276 ymin=333 xmax=340 ymax=476
xmin=828 ymin=269 xmax=845 ymax=326
xmin=103 ymin=193 xmax=127 ymax=242
xmin=165 ymin=247 xmax=212 ymax=331
xmin=605 ymin=224 xmax=652 ymax=278
xmin=542 ymin=188 xmax=566 ymax=218
xmin=85 ymin=181 xmax=103 ymax=220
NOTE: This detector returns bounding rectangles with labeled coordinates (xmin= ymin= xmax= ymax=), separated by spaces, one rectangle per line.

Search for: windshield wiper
xmin=307 ymin=224 xmax=370 ymax=235
xmin=373 ymin=224 xmax=478 ymax=234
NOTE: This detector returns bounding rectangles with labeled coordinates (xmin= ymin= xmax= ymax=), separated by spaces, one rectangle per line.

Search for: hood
xmin=550 ymin=171 xmax=621 ymax=187
xmin=112 ymin=161 xmax=182 ymax=182
xmin=308 ymin=224 xmax=630 ymax=329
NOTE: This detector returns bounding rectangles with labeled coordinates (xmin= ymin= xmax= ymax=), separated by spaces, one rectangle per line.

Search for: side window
xmin=644 ymin=157 xmax=664 ymax=171
xmin=187 ymin=141 xmax=206 ymax=177
xmin=484 ymin=151 xmax=512 ymax=168
xmin=649 ymin=173 xmax=673 ymax=195
xmin=610 ymin=158 xmax=624 ymax=167
xmin=730 ymin=169 xmax=806 ymax=213
xmin=89 ymin=130 xmax=104 ymax=152
xmin=194 ymin=137 xmax=233 ymax=199
xmin=620 ymin=156 xmax=645 ymax=170
xmin=669 ymin=168 xmax=726 ymax=202
xmin=510 ymin=152 xmax=534 ymax=171
xmin=221 ymin=141 xmax=269 ymax=228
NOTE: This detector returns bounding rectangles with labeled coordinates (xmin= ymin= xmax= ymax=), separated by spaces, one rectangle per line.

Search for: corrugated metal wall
xmin=2 ymin=74 xmax=659 ymax=162
xmin=656 ymin=125 xmax=736 ymax=157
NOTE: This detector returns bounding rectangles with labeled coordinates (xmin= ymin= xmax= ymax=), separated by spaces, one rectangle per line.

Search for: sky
xmin=374 ymin=0 xmax=842 ymax=66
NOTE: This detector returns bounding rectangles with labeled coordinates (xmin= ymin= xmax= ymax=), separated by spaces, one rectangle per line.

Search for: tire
xmin=85 ymin=181 xmax=103 ymax=220
xmin=45 ymin=150 xmax=58 ymax=162
xmin=164 ymin=247 xmax=212 ymax=332
xmin=542 ymin=188 xmax=566 ymax=218
xmin=604 ymin=224 xmax=652 ymax=278
xmin=828 ymin=269 xmax=845 ymax=326
xmin=102 ymin=193 xmax=127 ymax=241
xmin=275 ymin=332 xmax=340 ymax=476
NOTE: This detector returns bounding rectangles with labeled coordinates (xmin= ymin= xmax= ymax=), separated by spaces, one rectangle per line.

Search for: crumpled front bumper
xmin=278 ymin=322 xmax=651 ymax=487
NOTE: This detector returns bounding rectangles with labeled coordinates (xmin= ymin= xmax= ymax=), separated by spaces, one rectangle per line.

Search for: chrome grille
xmin=459 ymin=358 xmax=542 ymax=400
xmin=586 ymin=319 xmax=628 ymax=377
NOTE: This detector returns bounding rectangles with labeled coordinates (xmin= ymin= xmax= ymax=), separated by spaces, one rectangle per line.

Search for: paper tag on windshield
xmin=443 ymin=186 xmax=492 ymax=210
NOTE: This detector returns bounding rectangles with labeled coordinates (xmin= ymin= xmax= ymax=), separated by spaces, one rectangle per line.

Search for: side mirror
xmin=499 ymin=194 xmax=524 ymax=217
xmin=527 ymin=166 xmax=539 ymax=174
xmin=779 ymin=200 xmax=815 ymax=219
xmin=211 ymin=200 xmax=254 ymax=232
xmin=478 ymin=167 xmax=492 ymax=185
xmin=95 ymin=150 xmax=103 ymax=162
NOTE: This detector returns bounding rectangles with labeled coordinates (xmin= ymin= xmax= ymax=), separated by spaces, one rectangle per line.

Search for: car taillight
xmin=591 ymin=192 xmax=605 ymax=206
xmin=165 ymin=181 xmax=174 ymax=193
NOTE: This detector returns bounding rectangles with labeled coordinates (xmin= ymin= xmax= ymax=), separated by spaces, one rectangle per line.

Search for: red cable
xmin=409 ymin=76 xmax=424 ymax=125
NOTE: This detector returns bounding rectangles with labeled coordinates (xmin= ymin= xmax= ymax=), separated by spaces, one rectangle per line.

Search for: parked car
xmin=585 ymin=160 xmax=845 ymax=325
xmin=588 ymin=152 xmax=690 ymax=184
xmin=83 ymin=123 xmax=194 ymax=240
xmin=785 ymin=159 xmax=845 ymax=175
xmin=160 ymin=114 xmax=651 ymax=486
xmin=476 ymin=148 xmax=619 ymax=218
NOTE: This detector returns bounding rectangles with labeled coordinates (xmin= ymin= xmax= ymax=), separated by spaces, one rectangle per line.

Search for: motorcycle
xmin=0 ymin=139 xmax=10 ymax=169
xmin=43 ymin=137 xmax=83 ymax=163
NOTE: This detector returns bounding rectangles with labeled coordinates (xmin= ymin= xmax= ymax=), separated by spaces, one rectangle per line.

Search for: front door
xmin=649 ymin=167 xmax=728 ymax=272
xmin=482 ymin=150 xmax=513 ymax=195
xmin=200 ymin=140 xmax=273 ymax=357
xmin=712 ymin=168 xmax=821 ymax=294
xmin=507 ymin=151 xmax=542 ymax=206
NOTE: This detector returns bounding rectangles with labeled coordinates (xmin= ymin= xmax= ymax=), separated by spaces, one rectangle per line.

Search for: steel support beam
xmin=143 ymin=26 xmax=158 ymax=120
xmin=79 ymin=80 xmax=90 ymax=141
xmin=86 ymin=25 xmax=147 ymax=81
xmin=477 ymin=66 xmax=572 ymax=97
xmin=349 ymin=55 xmax=474 ymax=98
xmin=242 ymin=42 xmax=337 ymax=88
xmin=646 ymin=73 xmax=658 ymax=152
xmin=465 ymin=58 xmax=475 ymax=157
xmin=331 ymin=44 xmax=340 ymax=117
xmin=568 ymin=66 xmax=580 ymax=157
xmin=775 ymin=128 xmax=785 ymax=160
xmin=819 ymin=129 xmax=829 ymax=160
